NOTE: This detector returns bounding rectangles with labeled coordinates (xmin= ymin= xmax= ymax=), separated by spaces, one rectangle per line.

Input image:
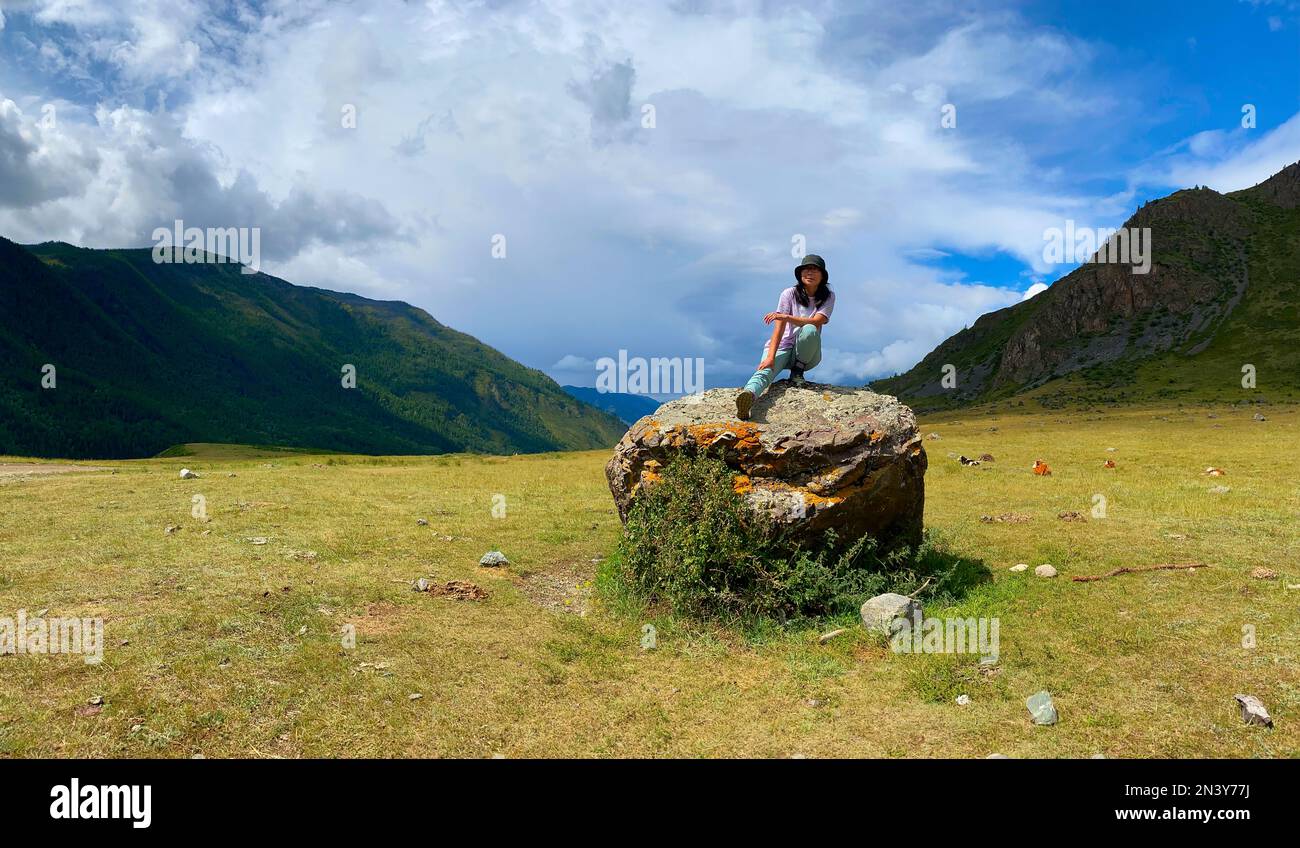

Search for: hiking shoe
xmin=789 ymin=363 xmax=806 ymax=383
xmin=736 ymin=390 xmax=755 ymax=420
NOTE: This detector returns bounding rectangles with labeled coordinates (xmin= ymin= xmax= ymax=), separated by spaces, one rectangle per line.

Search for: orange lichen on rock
xmin=682 ymin=422 xmax=763 ymax=452
xmin=638 ymin=463 xmax=662 ymax=486
xmin=800 ymin=489 xmax=845 ymax=509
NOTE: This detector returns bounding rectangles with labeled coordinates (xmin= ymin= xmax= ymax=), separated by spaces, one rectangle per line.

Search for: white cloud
xmin=822 ymin=208 xmax=862 ymax=229
xmin=1151 ymin=112 xmax=1300 ymax=193
xmin=4 ymin=0 xmax=1298 ymax=392
xmin=0 ymin=98 xmax=100 ymax=209
xmin=1022 ymin=282 xmax=1049 ymax=300
xmin=0 ymin=97 xmax=406 ymax=255
xmin=552 ymin=354 xmax=596 ymax=371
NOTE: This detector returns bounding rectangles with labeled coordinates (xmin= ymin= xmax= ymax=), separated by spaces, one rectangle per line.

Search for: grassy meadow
xmin=1 ymin=402 xmax=1297 ymax=758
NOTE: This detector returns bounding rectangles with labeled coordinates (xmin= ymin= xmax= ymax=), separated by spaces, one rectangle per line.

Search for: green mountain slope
xmin=0 ymin=238 xmax=626 ymax=458
xmin=871 ymin=161 xmax=1300 ymax=411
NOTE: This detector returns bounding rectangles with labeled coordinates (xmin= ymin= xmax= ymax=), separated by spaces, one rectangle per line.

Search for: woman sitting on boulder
xmin=736 ymin=254 xmax=835 ymax=420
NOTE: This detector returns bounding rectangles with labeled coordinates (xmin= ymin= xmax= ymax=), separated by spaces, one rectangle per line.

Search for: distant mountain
xmin=562 ymin=385 xmax=660 ymax=425
xmin=872 ymin=161 xmax=1300 ymax=410
xmin=0 ymin=238 xmax=627 ymax=459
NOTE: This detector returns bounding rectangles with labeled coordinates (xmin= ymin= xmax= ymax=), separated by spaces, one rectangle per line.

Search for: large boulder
xmin=605 ymin=381 xmax=926 ymax=553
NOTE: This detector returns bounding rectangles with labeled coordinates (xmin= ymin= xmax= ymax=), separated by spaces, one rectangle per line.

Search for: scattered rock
xmin=179 ymin=468 xmax=199 ymax=479
xmin=927 ymin=432 xmax=942 ymax=440
xmin=88 ymin=695 xmax=104 ymax=706
xmin=1206 ymin=467 xmax=1226 ymax=476
xmin=818 ymin=628 xmax=847 ymax=644
xmin=1009 ymin=563 xmax=1029 ymax=573
xmin=1106 ymin=447 xmax=1117 ymax=452
xmin=227 ymin=473 xmax=237 ymax=477
xmin=986 ymin=753 xmax=1010 ymax=759
xmin=606 ymin=383 xmax=927 ymax=554
xmin=1250 ymin=567 xmax=1277 ymax=580
xmin=416 ymin=518 xmax=429 ymax=526
xmin=1032 ymin=460 xmax=1052 ymax=476
xmin=860 ymin=592 xmax=921 ymax=635
xmin=248 ymin=537 xmax=269 ymax=545
xmin=979 ymin=453 xmax=995 ymax=463
xmin=411 ymin=578 xmax=432 ymax=592
xmin=1058 ymin=511 xmax=1085 ymax=522
xmin=1254 ymin=412 xmax=1267 ymax=422
xmin=408 ymin=693 xmax=423 ymax=701
xmin=479 ymin=550 xmax=509 ymax=567
xmin=164 ymin=525 xmax=180 ymax=535
xmin=805 ymin=698 xmax=823 ymax=708
xmin=1035 ymin=564 xmax=1058 ymax=578
xmin=1234 ymin=694 xmax=1273 ymax=728
xmin=956 ymin=694 xmax=971 ymax=706
xmin=1103 ymin=459 xmax=1116 ymax=468
xmin=1209 ymin=485 xmax=1231 ymax=494
xmin=1026 ymin=690 xmax=1058 ymax=725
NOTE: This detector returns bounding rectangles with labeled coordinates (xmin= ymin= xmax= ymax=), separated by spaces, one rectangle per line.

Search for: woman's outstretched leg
xmin=737 ymin=347 xmax=792 ymax=419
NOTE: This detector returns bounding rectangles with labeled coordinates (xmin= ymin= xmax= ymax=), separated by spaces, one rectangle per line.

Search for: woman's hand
xmin=764 ymin=311 xmax=790 ymax=325
xmin=757 ymin=354 xmax=776 ymax=371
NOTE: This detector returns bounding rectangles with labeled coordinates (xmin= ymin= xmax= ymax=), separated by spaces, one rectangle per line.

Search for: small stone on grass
xmin=1026 ymin=690 xmax=1058 ymax=725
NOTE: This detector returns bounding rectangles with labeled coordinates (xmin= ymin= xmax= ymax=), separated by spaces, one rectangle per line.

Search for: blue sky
xmin=0 ymin=0 xmax=1297 ymax=395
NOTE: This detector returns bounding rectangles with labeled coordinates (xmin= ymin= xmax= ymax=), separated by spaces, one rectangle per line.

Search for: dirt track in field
xmin=0 ymin=463 xmax=109 ymax=476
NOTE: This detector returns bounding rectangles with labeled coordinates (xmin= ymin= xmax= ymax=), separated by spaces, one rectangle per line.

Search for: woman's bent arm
xmin=764 ymin=312 xmax=827 ymax=328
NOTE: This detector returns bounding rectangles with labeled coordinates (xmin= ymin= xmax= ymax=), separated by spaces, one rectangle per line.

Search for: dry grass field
xmin=1 ymin=402 xmax=1297 ymax=757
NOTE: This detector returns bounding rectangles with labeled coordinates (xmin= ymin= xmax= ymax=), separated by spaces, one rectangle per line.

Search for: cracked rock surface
xmin=605 ymin=381 xmax=926 ymax=553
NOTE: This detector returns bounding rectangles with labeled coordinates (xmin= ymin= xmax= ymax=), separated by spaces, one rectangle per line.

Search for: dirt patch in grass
xmin=347 ymin=602 xmax=404 ymax=636
xmin=429 ymin=580 xmax=488 ymax=600
xmin=518 ymin=561 xmax=594 ymax=615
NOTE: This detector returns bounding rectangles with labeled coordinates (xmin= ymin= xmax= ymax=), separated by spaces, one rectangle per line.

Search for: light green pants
xmin=744 ymin=324 xmax=822 ymax=396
